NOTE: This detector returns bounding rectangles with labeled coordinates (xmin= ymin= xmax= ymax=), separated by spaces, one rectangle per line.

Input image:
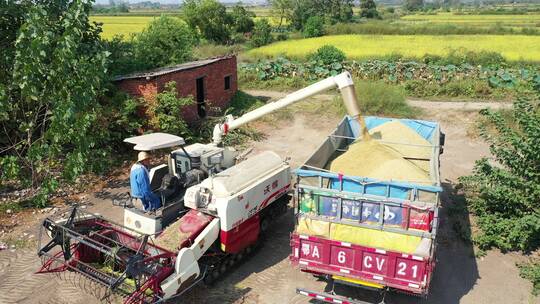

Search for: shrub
xmin=303 ymin=16 xmax=325 ymax=38
xmin=518 ymin=261 xmax=540 ymax=296
xmin=148 ymin=82 xmax=194 ymax=139
xmin=444 ymin=49 xmax=505 ymax=66
xmin=251 ymin=19 xmax=273 ymax=48
xmin=459 ymin=98 xmax=540 ymax=252
xmin=307 ymin=45 xmax=346 ymax=65
xmin=133 ymin=16 xmax=196 ymax=71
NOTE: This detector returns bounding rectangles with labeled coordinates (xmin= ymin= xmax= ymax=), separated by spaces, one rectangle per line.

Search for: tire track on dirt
xmin=0 ymin=250 xmax=99 ymax=304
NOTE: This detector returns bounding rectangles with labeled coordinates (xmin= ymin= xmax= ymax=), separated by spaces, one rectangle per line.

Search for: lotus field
xmin=247 ymin=34 xmax=540 ymax=62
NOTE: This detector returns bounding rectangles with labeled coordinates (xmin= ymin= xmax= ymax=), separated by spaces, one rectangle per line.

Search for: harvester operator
xmin=130 ymin=151 xmax=162 ymax=211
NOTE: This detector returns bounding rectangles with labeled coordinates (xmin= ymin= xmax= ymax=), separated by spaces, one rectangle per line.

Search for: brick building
xmin=114 ymin=55 xmax=237 ymax=124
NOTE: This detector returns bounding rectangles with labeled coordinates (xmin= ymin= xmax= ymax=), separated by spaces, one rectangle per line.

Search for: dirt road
xmin=0 ymin=93 xmax=536 ymax=304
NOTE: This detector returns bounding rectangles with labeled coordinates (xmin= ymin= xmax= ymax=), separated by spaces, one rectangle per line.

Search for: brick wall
xmin=115 ymin=55 xmax=238 ymax=125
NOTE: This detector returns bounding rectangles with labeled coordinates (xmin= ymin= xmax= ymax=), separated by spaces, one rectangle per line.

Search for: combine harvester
xmin=290 ymin=108 xmax=444 ymax=300
xmin=36 ymin=72 xmax=365 ymax=303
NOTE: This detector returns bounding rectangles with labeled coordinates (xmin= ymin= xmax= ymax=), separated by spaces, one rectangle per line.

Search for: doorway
xmin=196 ymin=77 xmax=206 ymax=118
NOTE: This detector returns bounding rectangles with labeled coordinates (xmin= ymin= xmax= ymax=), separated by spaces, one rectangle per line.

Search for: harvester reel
xmin=38 ymin=208 xmax=78 ymax=261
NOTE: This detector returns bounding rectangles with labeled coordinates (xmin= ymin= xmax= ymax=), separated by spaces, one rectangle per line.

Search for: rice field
xmin=90 ymin=16 xmax=156 ymax=39
xmin=247 ymin=34 xmax=540 ymax=62
xmin=400 ymin=12 xmax=540 ymax=28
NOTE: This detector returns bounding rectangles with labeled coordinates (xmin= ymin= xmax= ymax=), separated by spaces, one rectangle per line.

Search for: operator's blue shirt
xmin=130 ymin=163 xmax=161 ymax=211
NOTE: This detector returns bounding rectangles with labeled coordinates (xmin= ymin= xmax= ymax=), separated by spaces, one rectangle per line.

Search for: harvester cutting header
xmin=36 ymin=72 xmax=369 ymax=303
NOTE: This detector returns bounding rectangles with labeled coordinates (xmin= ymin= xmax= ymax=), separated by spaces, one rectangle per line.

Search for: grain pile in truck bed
xmin=329 ymin=120 xmax=432 ymax=185
xmin=153 ymin=210 xmax=213 ymax=252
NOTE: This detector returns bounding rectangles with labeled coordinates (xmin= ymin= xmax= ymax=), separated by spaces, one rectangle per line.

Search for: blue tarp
xmin=296 ymin=169 xmax=443 ymax=200
xmin=296 ymin=116 xmax=441 ymax=200
xmin=347 ymin=116 xmax=437 ymax=142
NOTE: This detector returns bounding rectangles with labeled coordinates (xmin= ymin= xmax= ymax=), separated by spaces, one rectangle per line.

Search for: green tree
xmin=303 ymin=16 xmax=325 ymax=38
xmin=182 ymin=0 xmax=233 ymax=44
xmin=460 ymin=97 xmax=540 ymax=251
xmin=360 ymin=0 xmax=380 ymax=19
xmin=270 ymin=0 xmax=293 ymax=29
xmin=0 ymin=0 xmax=110 ymax=204
xmin=231 ymin=2 xmax=255 ymax=33
xmin=251 ymin=19 xmax=273 ymax=47
xmin=133 ymin=16 xmax=196 ymax=70
xmin=289 ymin=0 xmax=352 ymax=31
xmin=405 ymin=0 xmax=424 ymax=11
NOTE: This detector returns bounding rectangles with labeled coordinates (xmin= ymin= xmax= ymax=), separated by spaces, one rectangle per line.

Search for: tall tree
xmin=0 ymin=0 xmax=110 ymax=204
xmin=182 ymin=0 xmax=233 ymax=44
xmin=360 ymin=0 xmax=380 ymax=19
xmin=133 ymin=16 xmax=196 ymax=70
xmin=270 ymin=0 xmax=292 ymax=29
xmin=231 ymin=2 xmax=255 ymax=33
xmin=405 ymin=0 xmax=424 ymax=11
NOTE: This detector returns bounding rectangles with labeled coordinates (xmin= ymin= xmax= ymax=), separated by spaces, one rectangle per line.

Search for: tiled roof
xmin=113 ymin=55 xmax=233 ymax=81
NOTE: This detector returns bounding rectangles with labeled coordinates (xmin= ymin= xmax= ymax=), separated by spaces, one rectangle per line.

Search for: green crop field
xmin=400 ymin=12 xmax=540 ymax=28
xmin=247 ymin=34 xmax=540 ymax=62
xmin=90 ymin=16 xmax=156 ymax=39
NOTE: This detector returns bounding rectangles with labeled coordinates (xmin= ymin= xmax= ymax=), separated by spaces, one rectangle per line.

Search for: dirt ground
xmin=0 ymin=92 xmax=537 ymax=304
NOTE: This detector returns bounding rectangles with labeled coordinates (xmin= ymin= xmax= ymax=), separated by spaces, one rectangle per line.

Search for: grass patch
xmin=239 ymin=70 xmax=311 ymax=91
xmin=247 ymin=34 xmax=540 ymax=62
xmin=193 ymin=43 xmax=245 ymax=60
xmin=355 ymin=81 xmax=417 ymax=118
xmin=403 ymin=78 xmax=535 ymax=100
xmin=0 ymin=199 xmax=41 ymax=215
xmin=518 ymin=260 xmax=540 ymax=296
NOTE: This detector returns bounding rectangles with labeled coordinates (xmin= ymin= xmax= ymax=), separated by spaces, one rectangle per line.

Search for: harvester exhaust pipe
xmin=212 ymin=71 xmax=370 ymax=145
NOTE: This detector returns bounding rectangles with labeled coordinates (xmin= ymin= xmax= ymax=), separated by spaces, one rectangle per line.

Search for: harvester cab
xmin=122 ymin=132 xmax=237 ymax=235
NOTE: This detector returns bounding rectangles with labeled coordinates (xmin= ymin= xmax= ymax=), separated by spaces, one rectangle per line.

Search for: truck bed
xmin=291 ymin=115 xmax=443 ymax=296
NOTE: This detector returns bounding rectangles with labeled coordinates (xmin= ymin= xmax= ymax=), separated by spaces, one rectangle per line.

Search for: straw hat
xmin=137 ymin=151 xmax=151 ymax=162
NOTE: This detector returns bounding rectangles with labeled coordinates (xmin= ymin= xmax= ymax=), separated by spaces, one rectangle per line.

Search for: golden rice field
xmin=400 ymin=12 xmax=540 ymax=28
xmin=247 ymin=34 xmax=540 ymax=62
xmin=91 ymin=15 xmax=284 ymax=38
xmin=90 ymin=16 xmax=156 ymax=39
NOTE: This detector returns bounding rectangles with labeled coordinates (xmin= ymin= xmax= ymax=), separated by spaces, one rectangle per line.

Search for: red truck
xmin=290 ymin=115 xmax=444 ymax=303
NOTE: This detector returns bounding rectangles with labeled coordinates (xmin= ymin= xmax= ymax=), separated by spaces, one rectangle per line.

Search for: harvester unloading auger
xmin=36 ymin=71 xmax=367 ymax=303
